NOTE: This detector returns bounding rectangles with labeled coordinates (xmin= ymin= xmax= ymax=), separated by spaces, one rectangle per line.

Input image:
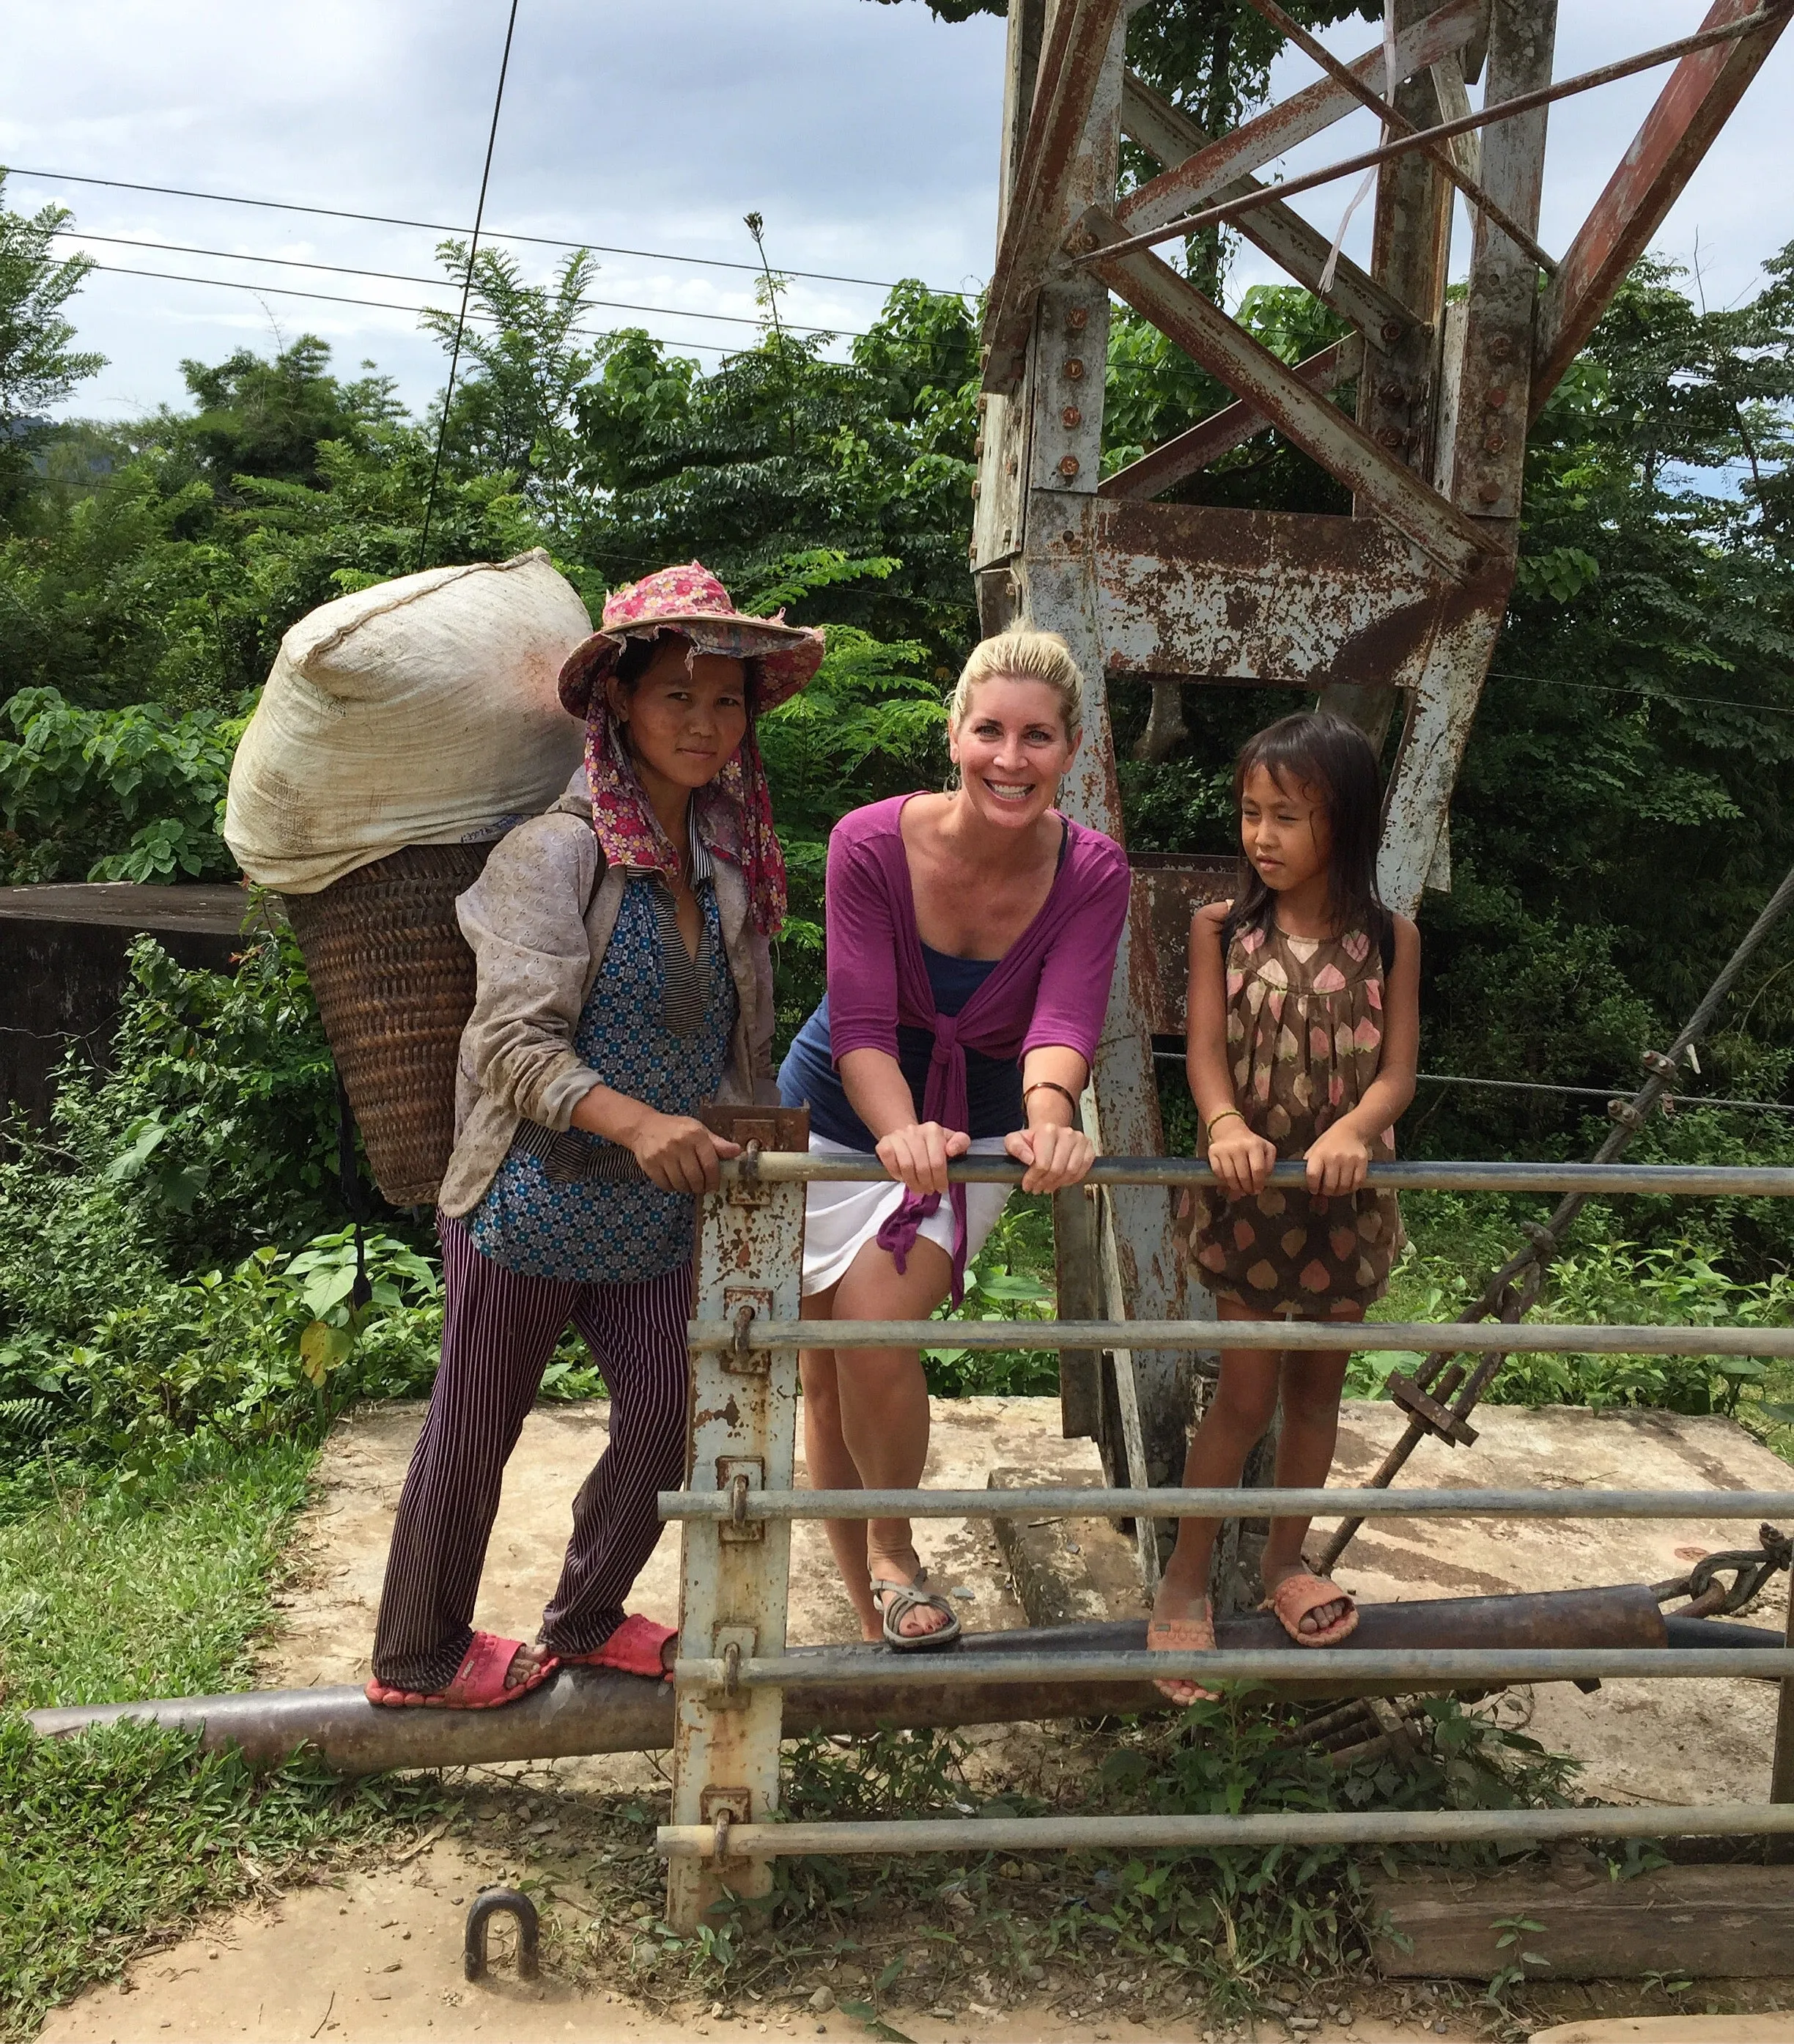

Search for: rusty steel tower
xmin=970 ymin=0 xmax=1792 ymax=1582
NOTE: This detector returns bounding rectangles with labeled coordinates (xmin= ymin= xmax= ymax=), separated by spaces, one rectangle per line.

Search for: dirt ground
xmin=36 ymin=1397 xmax=1794 ymax=2044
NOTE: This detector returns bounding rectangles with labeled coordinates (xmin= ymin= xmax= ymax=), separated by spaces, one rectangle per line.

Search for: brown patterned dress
xmin=1186 ymin=918 xmax=1403 ymax=1317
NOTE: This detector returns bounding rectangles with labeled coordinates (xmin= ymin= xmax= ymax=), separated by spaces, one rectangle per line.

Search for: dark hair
xmin=613 ymin=630 xmax=758 ymax=711
xmin=1222 ymin=711 xmax=1389 ymax=952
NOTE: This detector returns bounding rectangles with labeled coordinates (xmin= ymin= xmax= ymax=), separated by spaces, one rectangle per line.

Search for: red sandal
xmin=557 ymin=1614 xmax=677 ymax=1681
xmin=365 ymin=1631 xmax=559 ymax=1709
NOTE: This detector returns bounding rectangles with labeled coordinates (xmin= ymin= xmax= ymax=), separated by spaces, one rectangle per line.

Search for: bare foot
xmin=1147 ymin=1582 xmax=1217 ymax=1705
xmin=1263 ymin=1565 xmax=1355 ymax=1639
xmin=868 ymin=1546 xmax=953 ymax=1641
xmin=504 ymin=1642 xmax=548 ymax=1688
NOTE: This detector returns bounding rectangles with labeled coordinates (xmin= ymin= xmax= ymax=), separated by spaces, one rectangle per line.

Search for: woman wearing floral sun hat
xmin=365 ymin=563 xmax=822 ymax=1710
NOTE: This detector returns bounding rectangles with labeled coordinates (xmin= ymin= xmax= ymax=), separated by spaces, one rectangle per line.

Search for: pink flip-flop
xmin=1147 ymin=1601 xmax=1219 ymax=1703
xmin=558 ymin=1613 xmax=677 ymax=1681
xmin=1262 ymin=1572 xmax=1359 ymax=1647
xmin=365 ymin=1631 xmax=559 ymax=1709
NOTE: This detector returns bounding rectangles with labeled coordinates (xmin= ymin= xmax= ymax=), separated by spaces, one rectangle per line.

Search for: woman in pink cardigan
xmin=778 ymin=627 xmax=1129 ymax=1650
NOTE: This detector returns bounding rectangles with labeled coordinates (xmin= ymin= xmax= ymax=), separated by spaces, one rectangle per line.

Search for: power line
xmin=419 ymin=0 xmax=517 ymax=566
xmin=54 ymin=230 xmax=861 ymax=336
xmin=10 ymin=162 xmax=978 ymax=298
xmin=1490 ymin=668 xmax=1794 ymax=721
xmin=73 ymin=259 xmax=740 ymax=355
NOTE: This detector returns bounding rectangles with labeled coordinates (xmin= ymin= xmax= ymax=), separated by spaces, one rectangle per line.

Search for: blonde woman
xmin=778 ymin=629 xmax=1129 ymax=1649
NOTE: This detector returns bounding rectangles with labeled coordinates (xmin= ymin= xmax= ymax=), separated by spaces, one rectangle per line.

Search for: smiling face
xmin=608 ymin=638 xmax=749 ymax=799
xmin=948 ymin=675 xmax=1080 ymax=832
xmin=1239 ymin=761 xmax=1333 ymax=895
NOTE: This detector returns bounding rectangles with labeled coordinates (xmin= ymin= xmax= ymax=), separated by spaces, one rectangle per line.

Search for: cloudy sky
xmin=4 ymin=1 xmax=1791 ymax=425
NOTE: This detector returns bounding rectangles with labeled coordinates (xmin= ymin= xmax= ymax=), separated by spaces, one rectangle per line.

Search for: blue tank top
xmin=777 ymin=942 xmax=1026 ymax=1147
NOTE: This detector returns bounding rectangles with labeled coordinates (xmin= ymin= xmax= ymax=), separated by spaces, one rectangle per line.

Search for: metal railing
xmin=658 ymin=1134 xmax=1794 ymax=1931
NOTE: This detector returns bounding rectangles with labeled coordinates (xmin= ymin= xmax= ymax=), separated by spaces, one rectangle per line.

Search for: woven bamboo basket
xmin=284 ymin=842 xmax=495 ymax=1207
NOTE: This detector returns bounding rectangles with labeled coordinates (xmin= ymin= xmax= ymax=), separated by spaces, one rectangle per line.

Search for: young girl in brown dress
xmin=1151 ymin=712 xmax=1420 ymax=1702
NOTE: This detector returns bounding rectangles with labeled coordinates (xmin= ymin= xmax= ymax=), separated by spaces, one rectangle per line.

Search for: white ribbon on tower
xmin=1318 ymin=0 xmax=1398 ymax=295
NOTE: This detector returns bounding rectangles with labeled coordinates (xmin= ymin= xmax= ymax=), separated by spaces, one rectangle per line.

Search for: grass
xmin=1 ymin=1440 xmax=443 ymax=2042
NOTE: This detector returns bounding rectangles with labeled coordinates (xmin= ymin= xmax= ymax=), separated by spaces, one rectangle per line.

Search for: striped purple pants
xmin=370 ymin=1211 xmax=691 ymax=1694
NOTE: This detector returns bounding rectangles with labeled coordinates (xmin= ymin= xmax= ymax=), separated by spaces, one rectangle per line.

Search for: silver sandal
xmin=871 ymin=1568 xmax=962 ymax=1653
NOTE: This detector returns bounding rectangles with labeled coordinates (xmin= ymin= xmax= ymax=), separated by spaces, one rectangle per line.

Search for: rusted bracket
xmin=463 ymin=1889 xmax=539 ymax=1983
xmin=1385 ymin=1370 xmax=1480 ymax=1447
xmin=1077 ymin=206 xmax=1494 ymax=583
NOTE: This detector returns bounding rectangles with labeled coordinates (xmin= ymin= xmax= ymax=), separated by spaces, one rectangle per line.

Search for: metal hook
xmin=729 ymin=1472 xmax=750 ymax=1528
xmin=731 ymin=1302 xmax=756 ymax=1359
xmin=464 ymin=1887 xmax=540 ymax=1982
xmin=723 ymin=1638 xmax=742 ymax=1702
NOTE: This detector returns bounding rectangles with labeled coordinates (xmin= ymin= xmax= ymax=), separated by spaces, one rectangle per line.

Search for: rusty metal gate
xmin=659 ymin=1132 xmax=1794 ymax=1930
xmin=969 ymin=0 xmax=1793 ymax=1582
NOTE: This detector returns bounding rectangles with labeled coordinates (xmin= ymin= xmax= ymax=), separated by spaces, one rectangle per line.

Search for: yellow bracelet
xmin=1205 ymin=1107 xmax=1244 ymax=1140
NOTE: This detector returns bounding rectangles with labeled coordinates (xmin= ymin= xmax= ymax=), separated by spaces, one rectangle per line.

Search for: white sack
xmin=225 ymin=548 xmax=591 ymax=893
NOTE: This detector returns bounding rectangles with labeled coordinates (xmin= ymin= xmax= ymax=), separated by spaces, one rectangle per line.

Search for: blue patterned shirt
xmin=467 ymin=866 xmax=737 ymax=1284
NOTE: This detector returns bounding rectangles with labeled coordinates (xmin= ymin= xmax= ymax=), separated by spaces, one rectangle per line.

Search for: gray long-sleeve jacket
xmin=437 ymin=768 xmax=779 ymax=1218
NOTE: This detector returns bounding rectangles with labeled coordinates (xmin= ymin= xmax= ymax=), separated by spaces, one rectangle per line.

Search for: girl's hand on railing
xmin=1208 ymin=1120 xmax=1277 ymax=1200
xmin=1304 ymin=1122 xmax=1371 ymax=1195
xmin=628 ymin=1111 xmax=742 ymax=1194
xmin=876 ymin=1121 xmax=971 ymax=1197
xmin=1005 ymin=1122 xmax=1096 ymax=1194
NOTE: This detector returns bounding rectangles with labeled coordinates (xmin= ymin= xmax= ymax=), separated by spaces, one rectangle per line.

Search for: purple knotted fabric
xmin=824 ymin=794 xmax=1132 ymax=1305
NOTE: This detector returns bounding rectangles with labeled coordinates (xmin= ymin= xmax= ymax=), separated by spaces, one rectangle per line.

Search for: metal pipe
xmin=1775 ymin=1571 xmax=1794 ymax=1804
xmin=658 ymin=1801 xmax=1794 ymax=1862
xmin=1072 ymin=2 xmax=1793 ymax=269
xmin=690 ymin=1316 xmax=1794 ymax=1360
xmin=1238 ymin=0 xmax=1558 ymax=273
xmin=27 ymin=1590 xmax=1689 ymax=1773
xmin=662 ymin=1484 xmax=1794 ymax=1524
xmin=723 ymin=1155 xmax=1794 ymax=1196
xmin=677 ymin=1648 xmax=1794 ymax=1690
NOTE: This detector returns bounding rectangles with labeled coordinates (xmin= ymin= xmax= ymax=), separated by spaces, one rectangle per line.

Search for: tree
xmin=0 ymin=174 xmax=106 ymax=521
xmin=169 ymin=336 xmax=403 ymax=495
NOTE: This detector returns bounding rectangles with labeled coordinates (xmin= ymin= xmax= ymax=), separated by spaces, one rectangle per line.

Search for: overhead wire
xmin=10 ymin=163 xmax=979 ymax=298
xmin=418 ymin=0 xmax=518 ymax=564
xmin=72 ymin=258 xmax=741 ymax=357
xmin=53 ymin=232 xmax=865 ymax=337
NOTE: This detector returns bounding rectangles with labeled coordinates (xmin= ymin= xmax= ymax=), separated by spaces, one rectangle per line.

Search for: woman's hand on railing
xmin=1005 ymin=1122 xmax=1096 ymax=1195
xmin=875 ymin=1121 xmax=971 ymax=1197
xmin=627 ymin=1110 xmax=742 ymax=1194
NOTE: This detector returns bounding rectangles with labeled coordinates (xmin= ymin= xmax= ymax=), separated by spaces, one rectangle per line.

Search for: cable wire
xmin=52 ymin=230 xmax=864 ymax=336
xmin=418 ymin=0 xmax=516 ymax=567
xmin=10 ymin=163 xmax=977 ymax=297
xmin=73 ymin=258 xmax=739 ymax=355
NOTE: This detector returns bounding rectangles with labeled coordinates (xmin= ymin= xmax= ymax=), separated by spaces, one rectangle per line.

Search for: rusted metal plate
xmin=1116 ymin=0 xmax=1485 ymax=237
xmin=983 ymin=0 xmax=1126 ymax=393
xmin=1100 ymin=339 xmax=1361 ymax=502
xmin=1533 ymin=0 xmax=1791 ymax=413
xmin=665 ymin=1106 xmax=808 ymax=1933
xmin=1128 ymin=854 xmax=1236 ymax=1035
xmin=1119 ymin=71 xmax=1417 ymax=342
xmin=1081 ymin=215 xmax=1495 ymax=584
xmin=1090 ymin=497 xmax=1451 ymax=691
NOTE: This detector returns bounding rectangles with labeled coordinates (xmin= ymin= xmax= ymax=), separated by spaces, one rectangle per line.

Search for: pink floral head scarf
xmin=558 ymin=564 xmax=824 ymax=937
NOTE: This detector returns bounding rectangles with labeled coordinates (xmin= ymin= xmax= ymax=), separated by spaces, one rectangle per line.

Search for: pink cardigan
xmin=824 ymin=793 xmax=1130 ymax=1296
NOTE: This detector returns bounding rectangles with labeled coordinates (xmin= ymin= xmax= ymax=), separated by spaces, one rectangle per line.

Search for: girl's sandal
xmin=1147 ymin=1603 xmax=1219 ymax=1703
xmin=556 ymin=1613 xmax=677 ymax=1682
xmin=364 ymin=1630 xmax=559 ymax=1710
xmin=1262 ymin=1572 xmax=1359 ymax=1647
xmin=872 ymin=1570 xmax=962 ymax=1653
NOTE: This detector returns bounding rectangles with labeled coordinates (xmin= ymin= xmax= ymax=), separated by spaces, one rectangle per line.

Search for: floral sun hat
xmin=558 ymin=562 xmax=824 ymax=937
xmin=557 ymin=561 xmax=825 ymax=716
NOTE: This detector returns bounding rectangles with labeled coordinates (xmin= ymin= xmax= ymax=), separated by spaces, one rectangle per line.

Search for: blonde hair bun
xmin=950 ymin=627 xmax=1083 ymax=742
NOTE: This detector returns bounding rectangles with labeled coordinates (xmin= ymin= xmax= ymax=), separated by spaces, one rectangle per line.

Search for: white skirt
xmin=801 ymin=1134 xmax=1013 ymax=1296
